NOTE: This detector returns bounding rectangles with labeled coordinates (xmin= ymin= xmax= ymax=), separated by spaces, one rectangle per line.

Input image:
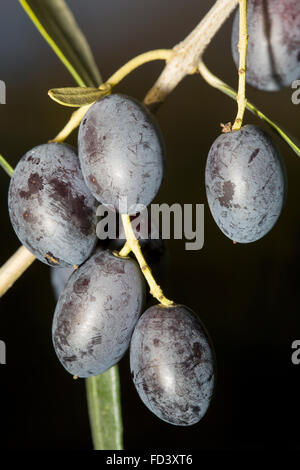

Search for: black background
xmin=0 ymin=0 xmax=299 ymax=450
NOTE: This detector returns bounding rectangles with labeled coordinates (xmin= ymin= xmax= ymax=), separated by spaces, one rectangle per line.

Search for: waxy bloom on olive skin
xmin=205 ymin=125 xmax=287 ymax=243
xmin=78 ymin=93 xmax=165 ymax=215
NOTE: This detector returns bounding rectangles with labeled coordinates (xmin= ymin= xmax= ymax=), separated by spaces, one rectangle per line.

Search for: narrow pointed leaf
xmin=86 ymin=366 xmax=123 ymax=450
xmin=48 ymin=86 xmax=110 ymax=107
xmin=19 ymin=0 xmax=102 ymax=87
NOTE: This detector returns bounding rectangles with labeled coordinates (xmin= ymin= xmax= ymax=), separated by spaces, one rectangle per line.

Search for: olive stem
xmin=49 ymin=103 xmax=91 ymax=143
xmin=107 ymin=49 xmax=172 ymax=87
xmin=0 ymin=154 xmax=14 ymax=177
xmin=0 ymin=246 xmax=36 ymax=297
xmin=119 ymin=214 xmax=173 ymax=307
xmin=232 ymin=0 xmax=248 ymax=131
xmin=51 ymin=50 xmax=172 ymax=143
xmin=198 ymin=60 xmax=300 ymax=157
xmin=118 ymin=241 xmax=131 ymax=258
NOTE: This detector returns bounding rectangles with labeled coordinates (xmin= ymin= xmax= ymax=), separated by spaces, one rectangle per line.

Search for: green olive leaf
xmin=48 ymin=86 xmax=110 ymax=107
xmin=19 ymin=0 xmax=102 ymax=87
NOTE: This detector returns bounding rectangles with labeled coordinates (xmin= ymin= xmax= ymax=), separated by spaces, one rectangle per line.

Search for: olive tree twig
xmin=0 ymin=0 xmax=239 ymax=298
xmin=0 ymin=246 xmax=36 ymax=297
xmin=144 ymin=0 xmax=239 ymax=107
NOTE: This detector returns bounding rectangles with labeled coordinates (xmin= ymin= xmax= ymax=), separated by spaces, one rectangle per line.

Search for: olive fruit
xmin=130 ymin=304 xmax=216 ymax=426
xmin=52 ymin=250 xmax=146 ymax=377
xmin=232 ymin=0 xmax=300 ymax=91
xmin=8 ymin=143 xmax=97 ymax=267
xmin=78 ymin=93 xmax=165 ymax=214
xmin=205 ymin=125 xmax=287 ymax=243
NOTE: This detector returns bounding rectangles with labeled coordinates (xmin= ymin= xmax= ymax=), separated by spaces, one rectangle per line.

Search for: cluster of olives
xmin=8 ymin=94 xmax=215 ymax=426
xmin=6 ymin=0 xmax=299 ymax=429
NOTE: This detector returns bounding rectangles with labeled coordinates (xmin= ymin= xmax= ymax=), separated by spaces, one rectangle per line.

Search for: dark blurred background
xmin=0 ymin=0 xmax=299 ymax=450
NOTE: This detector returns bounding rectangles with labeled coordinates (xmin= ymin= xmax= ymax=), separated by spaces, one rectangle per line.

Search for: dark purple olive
xmin=78 ymin=94 xmax=165 ymax=214
xmin=130 ymin=304 xmax=216 ymax=426
xmin=8 ymin=143 xmax=97 ymax=267
xmin=52 ymin=250 xmax=146 ymax=377
xmin=205 ymin=125 xmax=287 ymax=243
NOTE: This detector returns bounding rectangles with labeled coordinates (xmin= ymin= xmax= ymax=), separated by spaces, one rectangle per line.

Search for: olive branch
xmin=0 ymin=0 xmax=299 ymax=450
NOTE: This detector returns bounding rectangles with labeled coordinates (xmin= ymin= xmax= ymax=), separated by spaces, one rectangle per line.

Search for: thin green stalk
xmin=198 ymin=60 xmax=300 ymax=157
xmin=232 ymin=0 xmax=248 ymax=131
xmin=86 ymin=366 xmax=123 ymax=450
xmin=0 ymin=154 xmax=14 ymax=177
